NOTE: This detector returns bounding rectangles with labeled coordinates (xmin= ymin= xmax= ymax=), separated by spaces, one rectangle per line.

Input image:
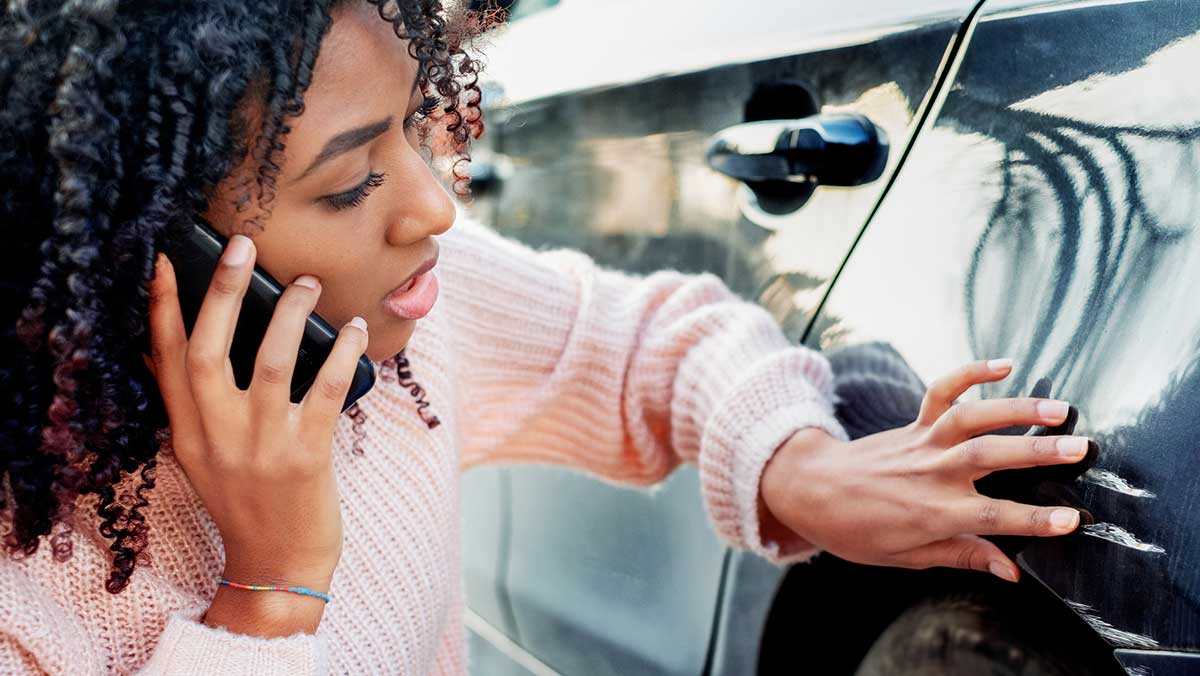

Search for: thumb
xmin=896 ymin=534 xmax=1020 ymax=583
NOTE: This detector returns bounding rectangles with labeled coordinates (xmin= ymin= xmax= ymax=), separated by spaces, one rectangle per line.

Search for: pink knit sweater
xmin=0 ymin=216 xmax=848 ymax=675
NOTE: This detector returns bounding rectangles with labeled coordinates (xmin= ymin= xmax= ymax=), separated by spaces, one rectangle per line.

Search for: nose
xmin=385 ymin=157 xmax=456 ymax=247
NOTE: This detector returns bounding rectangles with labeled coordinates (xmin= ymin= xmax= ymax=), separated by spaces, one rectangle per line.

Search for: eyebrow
xmin=291 ymin=76 xmax=423 ymax=184
xmin=292 ymin=116 xmax=393 ymax=183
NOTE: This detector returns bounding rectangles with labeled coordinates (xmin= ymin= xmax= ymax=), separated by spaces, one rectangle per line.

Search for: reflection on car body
xmin=462 ymin=1 xmax=1200 ymax=674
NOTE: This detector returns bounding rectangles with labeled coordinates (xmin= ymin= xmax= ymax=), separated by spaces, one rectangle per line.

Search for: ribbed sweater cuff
xmin=134 ymin=603 xmax=329 ymax=675
xmin=698 ymin=349 xmax=849 ymax=568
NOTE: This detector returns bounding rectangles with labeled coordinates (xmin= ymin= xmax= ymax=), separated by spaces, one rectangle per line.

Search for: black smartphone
xmin=139 ymin=219 xmax=375 ymax=413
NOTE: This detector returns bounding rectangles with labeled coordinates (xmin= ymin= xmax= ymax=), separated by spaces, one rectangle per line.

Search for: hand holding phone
xmin=139 ymin=219 xmax=375 ymax=413
xmin=142 ymin=236 xmax=364 ymax=607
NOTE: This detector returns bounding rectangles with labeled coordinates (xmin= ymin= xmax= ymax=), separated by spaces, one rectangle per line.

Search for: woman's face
xmin=203 ymin=1 xmax=456 ymax=362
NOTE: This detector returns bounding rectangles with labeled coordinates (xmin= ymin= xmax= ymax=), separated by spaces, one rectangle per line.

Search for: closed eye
xmin=318 ymin=93 xmax=436 ymax=211
xmin=321 ymin=171 xmax=387 ymax=211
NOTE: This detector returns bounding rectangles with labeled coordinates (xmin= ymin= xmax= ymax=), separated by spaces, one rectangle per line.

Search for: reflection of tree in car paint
xmin=945 ymin=94 xmax=1200 ymax=645
xmin=955 ymin=97 xmax=1200 ymax=400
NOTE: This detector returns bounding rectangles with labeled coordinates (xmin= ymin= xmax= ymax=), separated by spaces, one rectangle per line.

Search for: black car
xmin=462 ymin=1 xmax=1200 ymax=674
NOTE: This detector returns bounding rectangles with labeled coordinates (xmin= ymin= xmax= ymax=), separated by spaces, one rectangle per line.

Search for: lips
xmin=395 ymin=275 xmax=419 ymax=294
xmin=386 ymin=254 xmax=439 ymax=301
xmin=381 ymin=252 xmax=440 ymax=320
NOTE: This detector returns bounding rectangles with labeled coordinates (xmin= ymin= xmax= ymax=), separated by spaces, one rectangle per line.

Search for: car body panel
xmin=1115 ymin=649 xmax=1200 ymax=676
xmin=472 ymin=6 xmax=972 ymax=335
xmin=462 ymin=468 xmax=514 ymax=636
xmin=462 ymin=0 xmax=980 ymax=673
xmin=478 ymin=0 xmax=983 ymax=107
xmin=809 ymin=0 xmax=1200 ymax=656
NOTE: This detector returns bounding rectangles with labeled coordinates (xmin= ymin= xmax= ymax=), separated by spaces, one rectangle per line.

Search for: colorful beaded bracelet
xmin=218 ymin=578 xmax=331 ymax=604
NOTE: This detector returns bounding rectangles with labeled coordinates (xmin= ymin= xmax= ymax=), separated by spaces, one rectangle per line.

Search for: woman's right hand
xmin=760 ymin=358 xmax=1090 ymax=583
xmin=144 ymin=234 xmax=368 ymax=596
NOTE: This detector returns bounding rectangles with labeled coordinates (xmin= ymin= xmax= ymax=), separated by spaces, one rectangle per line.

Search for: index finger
xmin=186 ymin=234 xmax=255 ymax=402
xmin=916 ymin=358 xmax=1015 ymax=426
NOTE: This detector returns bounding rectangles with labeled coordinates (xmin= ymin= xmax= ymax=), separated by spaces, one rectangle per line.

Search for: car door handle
xmin=468 ymin=153 xmax=512 ymax=197
xmin=705 ymin=112 xmax=889 ymax=188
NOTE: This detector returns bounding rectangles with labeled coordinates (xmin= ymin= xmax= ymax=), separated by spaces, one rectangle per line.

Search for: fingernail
xmin=348 ymin=316 xmax=367 ymax=333
xmin=1056 ymin=436 xmax=1088 ymax=458
xmin=1037 ymin=399 xmax=1069 ymax=421
xmin=223 ymin=234 xmax=252 ymax=266
xmin=293 ymin=275 xmax=320 ymax=290
xmin=1051 ymin=508 xmax=1079 ymax=531
xmin=987 ymin=358 xmax=1014 ymax=372
xmin=988 ymin=560 xmax=1018 ymax=583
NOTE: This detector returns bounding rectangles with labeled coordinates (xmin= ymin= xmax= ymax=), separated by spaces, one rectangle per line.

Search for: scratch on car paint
xmin=1124 ymin=667 xmax=1152 ymax=676
xmin=1081 ymin=523 xmax=1166 ymax=554
xmin=1066 ymin=600 xmax=1160 ymax=649
xmin=1082 ymin=469 xmax=1156 ymax=498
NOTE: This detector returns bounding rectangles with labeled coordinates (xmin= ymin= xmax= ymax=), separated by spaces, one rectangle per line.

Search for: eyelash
xmin=404 ymin=95 xmax=440 ymax=131
xmin=322 ymin=171 xmax=387 ymax=211
xmin=319 ymin=96 xmax=438 ymax=212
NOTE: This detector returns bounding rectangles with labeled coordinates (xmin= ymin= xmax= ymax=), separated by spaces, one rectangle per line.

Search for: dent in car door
xmin=809 ymin=0 xmax=1200 ymax=661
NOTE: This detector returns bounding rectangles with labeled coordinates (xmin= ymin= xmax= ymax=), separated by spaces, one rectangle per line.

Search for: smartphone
xmin=139 ymin=219 xmax=375 ymax=413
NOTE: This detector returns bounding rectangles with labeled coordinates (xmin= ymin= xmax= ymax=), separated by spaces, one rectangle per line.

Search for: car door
xmin=808 ymin=0 xmax=1200 ymax=671
xmin=461 ymin=0 xmax=981 ymax=673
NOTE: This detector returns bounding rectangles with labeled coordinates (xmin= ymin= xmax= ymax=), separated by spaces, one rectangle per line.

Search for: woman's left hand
xmin=759 ymin=358 xmax=1088 ymax=583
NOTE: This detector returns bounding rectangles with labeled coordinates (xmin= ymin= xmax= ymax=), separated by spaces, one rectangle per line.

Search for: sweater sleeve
xmin=439 ymin=217 xmax=849 ymax=566
xmin=0 ymin=573 xmax=327 ymax=674
xmin=133 ymin=602 xmax=329 ymax=675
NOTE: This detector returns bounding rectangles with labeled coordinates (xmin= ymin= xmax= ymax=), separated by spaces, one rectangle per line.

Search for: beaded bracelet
xmin=218 ymin=578 xmax=331 ymax=604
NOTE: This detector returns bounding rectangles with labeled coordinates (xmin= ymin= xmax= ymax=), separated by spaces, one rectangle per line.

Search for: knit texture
xmin=0 ymin=216 xmax=847 ymax=675
xmin=825 ymin=341 xmax=926 ymax=440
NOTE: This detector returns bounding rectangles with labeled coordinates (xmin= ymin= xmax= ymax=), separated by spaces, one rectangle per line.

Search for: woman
xmin=0 ymin=1 xmax=1091 ymax=673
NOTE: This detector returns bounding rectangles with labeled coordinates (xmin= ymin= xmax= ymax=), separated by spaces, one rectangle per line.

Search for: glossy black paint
xmin=1115 ymin=649 xmax=1200 ymax=676
xmin=476 ymin=13 xmax=966 ymax=344
xmin=466 ymin=0 xmax=1200 ymax=673
xmin=812 ymin=0 xmax=1200 ymax=660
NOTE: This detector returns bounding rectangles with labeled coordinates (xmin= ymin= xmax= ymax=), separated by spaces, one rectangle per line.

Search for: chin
xmin=364 ymin=319 xmax=417 ymax=362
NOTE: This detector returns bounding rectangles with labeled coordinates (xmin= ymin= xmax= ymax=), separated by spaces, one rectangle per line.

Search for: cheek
xmin=311 ymin=268 xmax=374 ymax=327
xmin=313 ymin=271 xmax=411 ymax=349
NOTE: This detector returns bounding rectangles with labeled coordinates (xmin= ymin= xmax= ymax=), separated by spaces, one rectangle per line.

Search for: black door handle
xmin=467 ymin=153 xmax=511 ymax=197
xmin=705 ymin=112 xmax=889 ymax=212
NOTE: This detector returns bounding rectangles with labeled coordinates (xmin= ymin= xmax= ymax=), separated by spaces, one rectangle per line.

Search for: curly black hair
xmin=0 ymin=0 xmax=494 ymax=595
